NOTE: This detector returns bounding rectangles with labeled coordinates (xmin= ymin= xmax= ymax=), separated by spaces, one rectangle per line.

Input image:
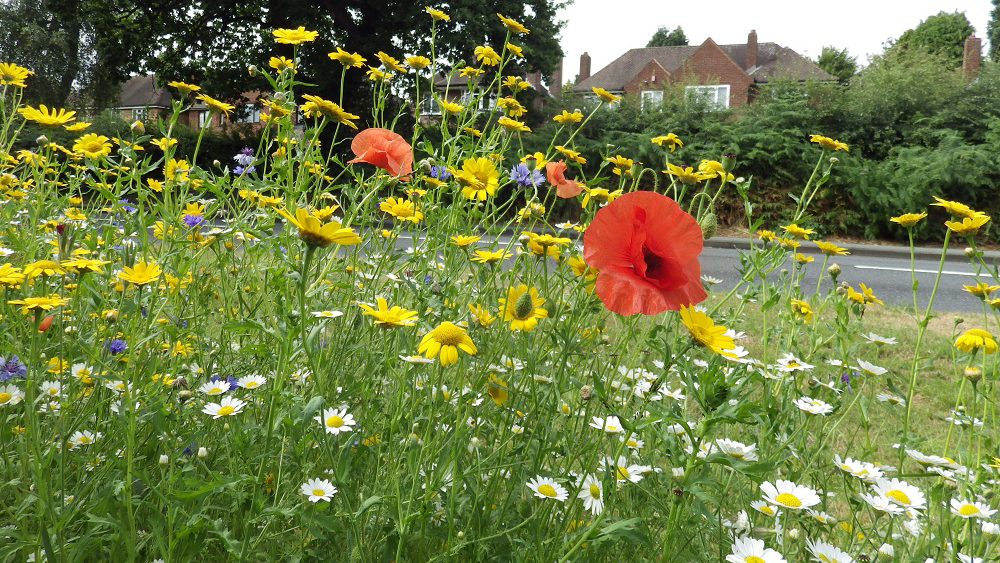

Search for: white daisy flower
xmin=526 ymin=476 xmax=568 ymax=501
xmin=315 ymin=407 xmax=356 ymax=435
xmin=237 ymin=375 xmax=266 ymax=389
xmin=589 ymin=415 xmax=624 ymax=433
xmin=198 ymin=380 xmax=232 ymax=395
xmin=905 ymin=449 xmax=962 ymax=469
xmin=861 ymin=332 xmax=897 ymax=345
xmin=621 ymin=434 xmax=644 ymax=450
xmin=105 ymin=380 xmax=129 ymax=394
xmin=876 ymin=392 xmax=906 ymax=406
xmin=68 ymin=430 xmax=100 ymax=449
xmin=661 ymin=388 xmax=686 ymax=401
xmin=400 ymin=355 xmax=434 ymax=364
xmin=807 ymin=509 xmax=836 ymax=524
xmin=794 ymin=396 xmax=833 ymax=415
xmin=833 ymin=455 xmax=884 ymax=482
xmin=760 ymin=479 xmax=820 ymax=510
xmin=311 ymin=310 xmax=344 ymax=318
xmin=805 ymin=539 xmax=854 ymax=563
xmin=202 ymin=396 xmax=247 ymax=419
xmin=715 ymin=438 xmax=758 ymax=462
xmin=981 ymin=521 xmax=1000 ymax=535
xmin=577 ymin=474 xmax=604 ymax=515
xmin=725 ymin=536 xmax=786 ymax=563
xmin=871 ymin=478 xmax=926 ymax=510
xmin=957 ymin=555 xmax=983 ymax=563
xmin=606 ymin=456 xmax=644 ymax=483
xmin=750 ymin=499 xmax=780 ymax=516
xmin=775 ymin=354 xmax=814 ymax=372
xmin=300 ymin=478 xmax=337 ymax=502
xmin=859 ymin=492 xmax=905 ymax=515
xmin=950 ymin=498 xmax=997 ymax=519
xmin=701 ymin=275 xmax=723 ymax=286
xmin=0 ymin=384 xmax=25 ymax=406
xmin=39 ymin=380 xmax=63 ymax=398
xmin=854 ymin=359 xmax=888 ymax=376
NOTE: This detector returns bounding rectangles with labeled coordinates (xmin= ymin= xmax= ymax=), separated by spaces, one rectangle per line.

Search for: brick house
xmin=569 ymin=31 xmax=835 ymax=110
xmin=114 ymin=75 xmax=279 ymax=131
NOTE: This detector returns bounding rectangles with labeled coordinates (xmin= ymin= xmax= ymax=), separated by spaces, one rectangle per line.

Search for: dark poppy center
xmin=639 ymin=244 xmax=686 ymax=290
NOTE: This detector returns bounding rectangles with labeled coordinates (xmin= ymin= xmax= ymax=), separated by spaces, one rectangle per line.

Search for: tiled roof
xmin=570 ymin=42 xmax=834 ymax=92
xmin=118 ymin=75 xmax=173 ymax=108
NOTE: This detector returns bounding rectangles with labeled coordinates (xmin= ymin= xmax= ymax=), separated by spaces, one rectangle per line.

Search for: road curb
xmin=704 ymin=236 xmax=1000 ymax=265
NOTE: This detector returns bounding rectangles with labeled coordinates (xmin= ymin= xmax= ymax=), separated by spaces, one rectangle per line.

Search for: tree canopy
xmin=815 ymin=46 xmax=857 ymax=84
xmin=1 ymin=0 xmax=567 ymax=111
xmin=895 ymin=11 xmax=974 ymax=68
xmin=646 ymin=26 xmax=688 ymax=48
xmin=989 ymin=0 xmax=1000 ymax=62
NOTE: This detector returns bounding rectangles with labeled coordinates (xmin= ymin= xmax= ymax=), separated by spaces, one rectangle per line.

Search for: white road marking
xmin=853 ymin=265 xmax=978 ymax=276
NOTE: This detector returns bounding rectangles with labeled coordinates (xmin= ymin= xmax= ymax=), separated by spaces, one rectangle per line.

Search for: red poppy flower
xmin=545 ymin=161 xmax=583 ymax=198
xmin=583 ymin=191 xmax=706 ymax=315
xmin=347 ymin=128 xmax=413 ymax=177
xmin=37 ymin=315 xmax=54 ymax=332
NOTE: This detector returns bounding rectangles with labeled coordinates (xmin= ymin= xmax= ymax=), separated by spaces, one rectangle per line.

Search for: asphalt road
xmin=700 ymin=238 xmax=1000 ymax=314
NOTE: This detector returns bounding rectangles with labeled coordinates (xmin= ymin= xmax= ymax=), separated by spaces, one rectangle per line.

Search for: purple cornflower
xmin=510 ymin=163 xmax=544 ymax=188
xmin=209 ymin=375 xmax=238 ymax=392
xmin=840 ymin=372 xmax=854 ymax=394
xmin=429 ymin=166 xmax=451 ymax=181
xmin=104 ymin=339 xmax=128 ymax=356
xmin=233 ymin=147 xmax=254 ymax=167
xmin=182 ymin=214 xmax=204 ymax=228
xmin=119 ymin=199 xmax=137 ymax=213
xmin=233 ymin=165 xmax=256 ymax=176
xmin=0 ymin=356 xmax=27 ymax=381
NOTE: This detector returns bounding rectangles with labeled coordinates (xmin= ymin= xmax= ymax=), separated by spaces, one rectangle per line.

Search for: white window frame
xmin=640 ymin=90 xmax=664 ymax=111
xmin=198 ymin=110 xmax=211 ymax=128
xmin=132 ymin=108 xmax=148 ymax=122
xmin=233 ymin=104 xmax=260 ymax=124
xmin=685 ymin=84 xmax=730 ymax=110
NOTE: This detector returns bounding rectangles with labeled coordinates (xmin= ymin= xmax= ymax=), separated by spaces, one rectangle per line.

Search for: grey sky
xmin=556 ymin=0 xmax=993 ymax=82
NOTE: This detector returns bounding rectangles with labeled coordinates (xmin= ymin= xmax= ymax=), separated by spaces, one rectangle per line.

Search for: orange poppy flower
xmin=583 ymin=191 xmax=706 ymax=315
xmin=347 ymin=128 xmax=413 ymax=177
xmin=545 ymin=161 xmax=583 ymax=198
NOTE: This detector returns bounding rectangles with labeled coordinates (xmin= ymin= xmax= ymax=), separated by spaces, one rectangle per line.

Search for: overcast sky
xmin=556 ymin=0 xmax=994 ymax=80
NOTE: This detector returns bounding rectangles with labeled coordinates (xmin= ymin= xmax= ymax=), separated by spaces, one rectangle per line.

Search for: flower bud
xmin=171 ymin=376 xmax=187 ymax=390
xmin=130 ymin=120 xmax=145 ymax=134
xmin=248 ymin=65 xmax=258 ymax=77
xmin=878 ymin=543 xmax=894 ymax=559
xmin=787 ymin=528 xmax=801 ymax=540
xmin=514 ymin=290 xmax=534 ymax=319
xmin=36 ymin=135 xmax=48 ymax=146
xmin=954 ymin=316 xmax=965 ymax=325
xmin=579 ymin=385 xmax=593 ymax=401
xmin=273 ymin=92 xmax=287 ymax=102
xmin=37 ymin=315 xmax=54 ymax=333
xmin=64 ymin=325 xmax=77 ymax=334
xmin=456 ymin=531 xmax=464 ymax=539
xmin=418 ymin=159 xmax=433 ymax=174
xmin=964 ymin=366 xmax=982 ymax=383
xmin=964 ymin=247 xmax=976 ymax=258
xmin=197 ymin=446 xmax=208 ymax=458
xmin=178 ymin=389 xmax=192 ymax=403
xmin=212 ymin=160 xmax=221 ymax=168
xmin=159 ymin=454 xmax=169 ymax=465
xmin=721 ymin=153 xmax=737 ymax=173
xmin=699 ymin=213 xmax=718 ymax=240
xmin=829 ymin=157 xmax=839 ymax=164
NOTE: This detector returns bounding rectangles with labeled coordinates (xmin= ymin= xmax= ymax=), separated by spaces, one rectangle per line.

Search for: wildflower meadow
xmin=2 ymin=10 xmax=1000 ymax=563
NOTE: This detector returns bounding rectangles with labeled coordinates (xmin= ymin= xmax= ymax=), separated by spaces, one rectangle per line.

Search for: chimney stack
xmin=549 ymin=58 xmax=563 ymax=100
xmin=579 ymin=52 xmax=591 ymax=83
xmin=963 ymin=35 xmax=982 ymax=82
xmin=746 ymin=30 xmax=758 ymax=71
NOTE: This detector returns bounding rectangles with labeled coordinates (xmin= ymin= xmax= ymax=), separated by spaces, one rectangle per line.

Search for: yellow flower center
xmin=606 ymin=425 xmax=618 ymax=432
xmin=617 ymin=466 xmax=630 ymax=480
xmin=433 ymin=323 xmax=466 ymax=346
xmin=326 ymin=416 xmax=344 ymax=428
xmin=958 ymin=504 xmax=979 ymax=516
xmin=244 ymin=382 xmax=258 ymax=388
xmin=759 ymin=505 xmax=775 ymax=515
xmin=312 ymin=488 xmax=326 ymax=497
xmin=217 ymin=406 xmax=235 ymax=416
xmin=48 ymin=388 xmax=58 ymax=395
xmin=589 ymin=485 xmax=600 ymax=499
xmin=78 ymin=436 xmax=92 ymax=444
xmin=0 ymin=393 xmax=11 ymax=403
xmin=745 ymin=557 xmax=765 ymax=563
xmin=885 ymin=490 xmax=910 ymax=505
xmin=209 ymin=386 xmax=223 ymax=394
xmin=774 ymin=493 xmax=801 ymax=508
xmin=537 ymin=484 xmax=557 ymax=498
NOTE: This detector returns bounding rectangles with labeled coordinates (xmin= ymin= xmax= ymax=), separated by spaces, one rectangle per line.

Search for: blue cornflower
xmin=0 ymin=356 xmax=28 ymax=381
xmin=510 ymin=163 xmax=544 ymax=188
xmin=182 ymin=214 xmax=204 ymax=228
xmin=118 ymin=199 xmax=137 ymax=213
xmin=233 ymin=165 xmax=256 ymax=176
xmin=233 ymin=147 xmax=254 ymax=167
xmin=104 ymin=339 xmax=128 ymax=356
xmin=429 ymin=166 xmax=451 ymax=181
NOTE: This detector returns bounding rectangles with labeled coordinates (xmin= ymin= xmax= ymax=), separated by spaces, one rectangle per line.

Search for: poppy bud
xmin=698 ymin=213 xmax=718 ymax=240
xmin=37 ymin=315 xmax=54 ymax=332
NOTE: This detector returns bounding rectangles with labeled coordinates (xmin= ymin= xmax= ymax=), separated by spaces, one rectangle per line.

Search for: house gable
xmin=675 ymin=38 xmax=753 ymax=108
xmin=623 ymin=59 xmax=670 ymax=95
